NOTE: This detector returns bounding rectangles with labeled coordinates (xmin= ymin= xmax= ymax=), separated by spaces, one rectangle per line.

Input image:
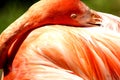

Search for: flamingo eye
xmin=71 ymin=13 xmax=77 ymax=19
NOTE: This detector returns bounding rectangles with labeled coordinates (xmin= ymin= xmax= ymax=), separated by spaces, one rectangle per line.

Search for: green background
xmin=0 ymin=0 xmax=120 ymax=33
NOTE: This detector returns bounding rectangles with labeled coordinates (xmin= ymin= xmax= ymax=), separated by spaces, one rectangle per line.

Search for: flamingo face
xmin=27 ymin=0 xmax=102 ymax=27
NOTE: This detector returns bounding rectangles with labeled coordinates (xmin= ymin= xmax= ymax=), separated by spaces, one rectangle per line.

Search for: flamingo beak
xmin=87 ymin=10 xmax=102 ymax=26
xmin=71 ymin=9 xmax=102 ymax=27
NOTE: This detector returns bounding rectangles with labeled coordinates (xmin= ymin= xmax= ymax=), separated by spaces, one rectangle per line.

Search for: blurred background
xmin=0 ymin=0 xmax=120 ymax=33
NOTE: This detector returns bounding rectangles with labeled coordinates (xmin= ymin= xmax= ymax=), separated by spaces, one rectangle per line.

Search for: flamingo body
xmin=5 ymin=25 xmax=120 ymax=80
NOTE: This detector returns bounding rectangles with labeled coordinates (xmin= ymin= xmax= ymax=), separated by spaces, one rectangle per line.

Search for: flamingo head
xmin=27 ymin=0 xmax=102 ymax=27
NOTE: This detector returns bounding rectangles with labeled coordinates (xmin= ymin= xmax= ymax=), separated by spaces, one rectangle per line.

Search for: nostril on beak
xmin=92 ymin=13 xmax=102 ymax=22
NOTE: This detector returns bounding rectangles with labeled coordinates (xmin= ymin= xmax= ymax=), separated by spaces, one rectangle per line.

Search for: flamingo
xmin=0 ymin=0 xmax=102 ymax=69
xmin=0 ymin=0 xmax=120 ymax=80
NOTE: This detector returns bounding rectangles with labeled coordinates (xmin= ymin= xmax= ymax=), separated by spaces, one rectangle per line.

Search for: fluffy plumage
xmin=5 ymin=25 xmax=120 ymax=80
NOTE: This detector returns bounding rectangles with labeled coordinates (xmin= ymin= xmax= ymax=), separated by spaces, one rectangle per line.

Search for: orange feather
xmin=5 ymin=25 xmax=120 ymax=80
